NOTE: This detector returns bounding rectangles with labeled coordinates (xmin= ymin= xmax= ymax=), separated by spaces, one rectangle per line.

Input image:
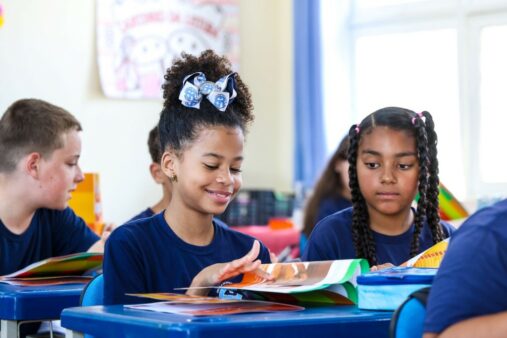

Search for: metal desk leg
xmin=65 ymin=330 xmax=83 ymax=338
xmin=1 ymin=320 xmax=18 ymax=338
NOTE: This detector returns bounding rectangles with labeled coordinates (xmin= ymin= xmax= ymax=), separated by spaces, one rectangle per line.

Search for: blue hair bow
xmin=178 ymin=72 xmax=237 ymax=112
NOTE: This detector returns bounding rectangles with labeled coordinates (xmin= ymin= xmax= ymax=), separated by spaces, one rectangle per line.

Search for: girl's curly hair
xmin=159 ymin=50 xmax=254 ymax=153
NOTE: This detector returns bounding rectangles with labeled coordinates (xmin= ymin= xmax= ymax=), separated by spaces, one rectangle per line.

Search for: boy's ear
xmin=25 ymin=152 xmax=42 ymax=178
xmin=160 ymin=150 xmax=177 ymax=178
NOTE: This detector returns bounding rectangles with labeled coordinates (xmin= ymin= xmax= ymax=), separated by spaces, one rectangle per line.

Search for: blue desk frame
xmin=62 ymin=305 xmax=392 ymax=338
xmin=0 ymin=284 xmax=84 ymax=338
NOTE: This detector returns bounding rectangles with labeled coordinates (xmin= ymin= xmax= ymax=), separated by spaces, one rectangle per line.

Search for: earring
xmin=170 ymin=174 xmax=178 ymax=183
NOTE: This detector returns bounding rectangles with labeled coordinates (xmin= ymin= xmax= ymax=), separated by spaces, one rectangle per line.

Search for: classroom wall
xmin=0 ymin=0 xmax=294 ymax=224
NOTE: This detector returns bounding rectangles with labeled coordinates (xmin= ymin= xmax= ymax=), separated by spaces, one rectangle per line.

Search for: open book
xmin=125 ymin=293 xmax=304 ymax=316
xmin=401 ymin=238 xmax=449 ymax=268
xmin=0 ymin=252 xmax=103 ymax=286
xmin=216 ymin=259 xmax=369 ymax=305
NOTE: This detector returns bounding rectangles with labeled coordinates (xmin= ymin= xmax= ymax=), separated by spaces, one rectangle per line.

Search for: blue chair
xmin=390 ymin=287 xmax=430 ymax=338
xmin=78 ymin=274 xmax=104 ymax=338
xmin=80 ymin=274 xmax=104 ymax=306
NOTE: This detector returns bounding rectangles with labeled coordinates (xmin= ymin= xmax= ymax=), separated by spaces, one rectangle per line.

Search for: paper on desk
xmin=126 ymin=299 xmax=304 ymax=316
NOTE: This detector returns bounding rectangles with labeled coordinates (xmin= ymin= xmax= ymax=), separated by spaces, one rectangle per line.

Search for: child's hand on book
xmin=370 ymin=263 xmax=394 ymax=272
xmin=187 ymin=240 xmax=274 ymax=296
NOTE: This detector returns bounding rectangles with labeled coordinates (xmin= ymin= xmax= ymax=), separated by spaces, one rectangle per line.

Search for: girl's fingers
xmin=230 ymin=240 xmax=260 ymax=269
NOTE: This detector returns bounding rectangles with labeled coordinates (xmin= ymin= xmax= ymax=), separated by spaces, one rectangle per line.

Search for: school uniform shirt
xmin=0 ymin=207 xmax=99 ymax=275
xmin=424 ymin=199 xmax=507 ymax=334
xmin=127 ymin=208 xmax=229 ymax=228
xmin=316 ymin=196 xmax=352 ymax=224
xmin=103 ymin=212 xmax=271 ymax=305
xmin=127 ymin=207 xmax=155 ymax=223
xmin=302 ymin=207 xmax=455 ymax=266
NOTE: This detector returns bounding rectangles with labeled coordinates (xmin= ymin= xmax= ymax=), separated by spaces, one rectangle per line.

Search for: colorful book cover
xmin=0 ymin=276 xmax=94 ymax=286
xmin=438 ymin=183 xmax=469 ymax=221
xmin=125 ymin=293 xmax=304 ymax=316
xmin=219 ymin=259 xmax=369 ymax=305
xmin=401 ymin=238 xmax=449 ymax=268
xmin=0 ymin=252 xmax=103 ymax=285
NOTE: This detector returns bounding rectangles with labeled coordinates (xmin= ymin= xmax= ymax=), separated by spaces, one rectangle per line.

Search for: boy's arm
xmin=424 ymin=311 xmax=507 ymax=338
xmin=87 ymin=223 xmax=114 ymax=253
xmin=52 ymin=208 xmax=100 ymax=255
xmin=187 ymin=240 xmax=273 ymax=296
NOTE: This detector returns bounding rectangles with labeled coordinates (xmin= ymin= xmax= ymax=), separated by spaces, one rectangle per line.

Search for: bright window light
xmin=354 ymin=29 xmax=465 ymax=197
xmin=356 ymin=0 xmax=425 ymax=9
xmin=479 ymin=25 xmax=507 ymax=183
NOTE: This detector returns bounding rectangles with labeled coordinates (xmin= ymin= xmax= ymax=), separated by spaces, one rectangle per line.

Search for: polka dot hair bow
xmin=178 ymin=72 xmax=238 ymax=112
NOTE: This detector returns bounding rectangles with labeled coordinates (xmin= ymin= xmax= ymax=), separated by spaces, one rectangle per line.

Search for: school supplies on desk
xmin=216 ymin=259 xmax=369 ymax=305
xmin=0 ymin=252 xmax=103 ymax=286
xmin=125 ymin=292 xmax=304 ymax=316
xmin=357 ymin=267 xmax=436 ymax=311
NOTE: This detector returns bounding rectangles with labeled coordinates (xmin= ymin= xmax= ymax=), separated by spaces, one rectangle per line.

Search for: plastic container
xmin=357 ymin=267 xmax=437 ymax=311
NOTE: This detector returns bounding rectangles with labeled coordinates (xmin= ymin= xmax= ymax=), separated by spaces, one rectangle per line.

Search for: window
xmin=479 ymin=24 xmax=507 ymax=184
xmin=322 ymin=0 xmax=507 ymax=201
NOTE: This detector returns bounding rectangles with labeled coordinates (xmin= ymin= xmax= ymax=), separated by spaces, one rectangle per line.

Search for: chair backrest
xmin=80 ymin=274 xmax=104 ymax=306
xmin=390 ymin=287 xmax=430 ymax=338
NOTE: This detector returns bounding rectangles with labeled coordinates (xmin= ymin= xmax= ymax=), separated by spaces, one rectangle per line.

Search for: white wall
xmin=0 ymin=0 xmax=293 ymax=224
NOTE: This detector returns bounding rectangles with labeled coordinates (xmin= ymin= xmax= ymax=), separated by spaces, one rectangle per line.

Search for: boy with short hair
xmin=127 ymin=125 xmax=172 ymax=222
xmin=0 ymin=98 xmax=108 ymax=275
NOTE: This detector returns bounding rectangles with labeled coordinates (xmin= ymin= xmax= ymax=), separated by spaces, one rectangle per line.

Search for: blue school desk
xmin=61 ymin=305 xmax=392 ymax=338
xmin=0 ymin=283 xmax=83 ymax=338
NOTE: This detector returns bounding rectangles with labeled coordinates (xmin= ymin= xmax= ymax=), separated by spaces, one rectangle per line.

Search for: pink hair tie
xmin=412 ymin=112 xmax=425 ymax=125
xmin=355 ymin=125 xmax=360 ymax=134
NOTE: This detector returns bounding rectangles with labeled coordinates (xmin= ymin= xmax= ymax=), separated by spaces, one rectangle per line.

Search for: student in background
xmin=302 ymin=136 xmax=352 ymax=241
xmin=127 ymin=125 xmax=172 ymax=222
xmin=104 ymin=50 xmax=272 ymax=305
xmin=424 ymin=199 xmax=507 ymax=338
xmin=302 ymin=107 xmax=454 ymax=269
xmin=0 ymin=99 xmax=110 ymax=276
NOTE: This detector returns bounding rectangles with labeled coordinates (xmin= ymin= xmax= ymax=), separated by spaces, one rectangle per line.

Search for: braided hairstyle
xmin=159 ymin=50 xmax=254 ymax=154
xmin=347 ymin=107 xmax=444 ymax=266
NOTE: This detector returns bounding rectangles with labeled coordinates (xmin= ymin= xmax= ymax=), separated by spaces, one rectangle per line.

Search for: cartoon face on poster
xmin=97 ymin=0 xmax=239 ymax=99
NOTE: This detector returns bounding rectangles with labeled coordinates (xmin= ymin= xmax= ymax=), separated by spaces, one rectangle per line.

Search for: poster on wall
xmin=96 ymin=0 xmax=240 ymax=99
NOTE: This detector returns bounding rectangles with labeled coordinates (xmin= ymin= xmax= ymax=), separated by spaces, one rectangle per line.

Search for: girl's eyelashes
xmin=398 ymin=163 xmax=415 ymax=170
xmin=203 ymin=163 xmax=242 ymax=173
xmin=363 ymin=162 xmax=416 ymax=170
xmin=364 ymin=162 xmax=380 ymax=169
xmin=203 ymin=163 xmax=219 ymax=170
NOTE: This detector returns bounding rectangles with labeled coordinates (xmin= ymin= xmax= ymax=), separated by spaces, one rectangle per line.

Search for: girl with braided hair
xmin=302 ymin=107 xmax=454 ymax=269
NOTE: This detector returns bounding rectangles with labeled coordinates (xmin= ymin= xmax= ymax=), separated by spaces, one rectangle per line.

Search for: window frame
xmin=343 ymin=0 xmax=507 ymax=199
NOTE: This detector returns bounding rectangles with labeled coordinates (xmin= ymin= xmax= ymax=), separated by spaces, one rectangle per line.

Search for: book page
xmin=0 ymin=252 xmax=103 ymax=279
xmin=401 ymin=238 xmax=449 ymax=268
xmin=124 ymin=293 xmax=304 ymax=316
xmin=127 ymin=301 xmax=303 ymax=316
xmin=222 ymin=259 xmax=369 ymax=294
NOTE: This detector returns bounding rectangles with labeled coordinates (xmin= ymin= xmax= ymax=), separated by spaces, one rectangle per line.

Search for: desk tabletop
xmin=62 ymin=304 xmax=393 ymax=338
xmin=0 ymin=283 xmax=84 ymax=320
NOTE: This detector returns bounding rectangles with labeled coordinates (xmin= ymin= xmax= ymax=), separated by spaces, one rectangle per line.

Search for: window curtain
xmin=293 ymin=0 xmax=326 ymax=189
